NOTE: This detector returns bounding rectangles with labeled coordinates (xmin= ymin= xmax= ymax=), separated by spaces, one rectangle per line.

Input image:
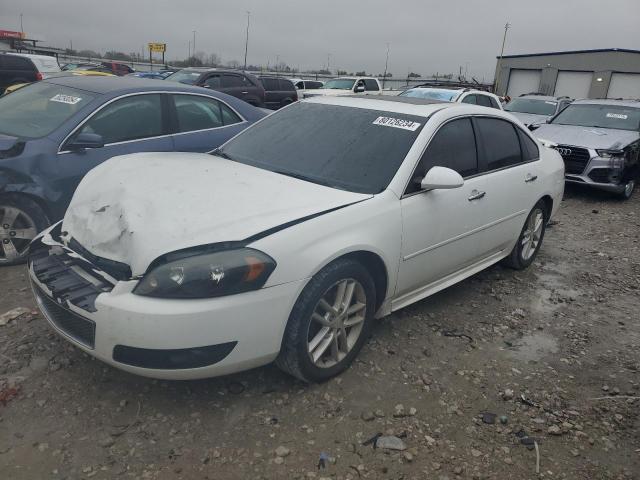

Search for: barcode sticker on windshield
xmin=606 ymin=113 xmax=628 ymax=119
xmin=373 ymin=116 xmax=421 ymax=131
xmin=50 ymin=94 xmax=82 ymax=105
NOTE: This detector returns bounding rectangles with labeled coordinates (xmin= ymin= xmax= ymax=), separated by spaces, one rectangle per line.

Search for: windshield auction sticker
xmin=50 ymin=94 xmax=83 ymax=105
xmin=373 ymin=116 xmax=421 ymax=131
xmin=606 ymin=113 xmax=628 ymax=120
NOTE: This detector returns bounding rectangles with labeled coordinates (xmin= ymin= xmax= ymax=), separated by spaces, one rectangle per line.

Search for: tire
xmin=502 ymin=200 xmax=548 ymax=270
xmin=0 ymin=195 xmax=49 ymax=266
xmin=276 ymin=258 xmax=376 ymax=383
xmin=616 ymin=179 xmax=635 ymax=200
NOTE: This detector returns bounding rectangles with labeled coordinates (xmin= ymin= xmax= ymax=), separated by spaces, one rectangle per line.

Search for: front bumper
xmin=29 ymin=227 xmax=305 ymax=380
xmin=564 ymin=153 xmax=627 ymax=193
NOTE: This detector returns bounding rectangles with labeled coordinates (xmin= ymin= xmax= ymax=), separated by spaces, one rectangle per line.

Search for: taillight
xmin=36 ymin=72 xmax=43 ymax=81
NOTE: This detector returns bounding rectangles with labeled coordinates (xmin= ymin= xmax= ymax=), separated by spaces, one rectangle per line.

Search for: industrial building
xmin=494 ymin=48 xmax=640 ymax=99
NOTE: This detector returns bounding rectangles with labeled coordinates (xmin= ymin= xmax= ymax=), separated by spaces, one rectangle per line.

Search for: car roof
xmin=572 ymin=98 xmax=640 ymax=108
xmin=41 ymin=75 xmax=218 ymax=95
xmin=4 ymin=52 xmax=57 ymax=61
xmin=518 ymin=94 xmax=563 ymax=101
xmin=304 ymin=95 xmax=456 ymax=117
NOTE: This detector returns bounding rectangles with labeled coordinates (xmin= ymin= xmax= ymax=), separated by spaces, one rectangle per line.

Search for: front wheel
xmin=502 ymin=200 xmax=547 ymax=270
xmin=276 ymin=258 xmax=376 ymax=383
xmin=617 ymin=179 xmax=635 ymax=200
xmin=0 ymin=195 xmax=49 ymax=266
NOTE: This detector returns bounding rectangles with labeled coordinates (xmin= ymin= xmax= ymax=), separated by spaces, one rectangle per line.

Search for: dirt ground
xmin=1 ymin=184 xmax=638 ymax=480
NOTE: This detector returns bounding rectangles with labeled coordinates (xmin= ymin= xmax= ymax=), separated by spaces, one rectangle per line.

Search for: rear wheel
xmin=502 ymin=200 xmax=547 ymax=270
xmin=276 ymin=258 xmax=376 ymax=382
xmin=0 ymin=195 xmax=49 ymax=266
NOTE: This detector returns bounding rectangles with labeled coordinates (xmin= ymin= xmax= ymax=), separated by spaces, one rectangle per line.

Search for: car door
xmin=396 ymin=117 xmax=489 ymax=300
xmin=222 ymin=74 xmax=254 ymax=103
xmin=169 ymin=93 xmax=246 ymax=152
xmin=55 ymin=93 xmax=173 ymax=209
xmin=472 ymin=116 xmax=542 ymax=257
xmin=260 ymin=78 xmax=280 ymax=108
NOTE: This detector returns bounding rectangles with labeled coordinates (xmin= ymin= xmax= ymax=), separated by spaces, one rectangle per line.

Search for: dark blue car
xmin=0 ymin=75 xmax=265 ymax=264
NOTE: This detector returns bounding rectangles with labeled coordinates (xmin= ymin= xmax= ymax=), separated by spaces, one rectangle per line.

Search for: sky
xmin=1 ymin=0 xmax=639 ymax=81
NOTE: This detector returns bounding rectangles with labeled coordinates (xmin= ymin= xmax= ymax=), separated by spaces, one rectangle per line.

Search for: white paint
xmin=38 ymin=97 xmax=564 ymax=380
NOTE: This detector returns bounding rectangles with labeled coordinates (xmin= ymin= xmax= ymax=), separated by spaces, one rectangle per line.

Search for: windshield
xmin=322 ymin=79 xmax=356 ymax=90
xmin=0 ymin=82 xmax=96 ymax=139
xmin=551 ymin=104 xmax=640 ymax=131
xmin=505 ymin=98 xmax=557 ymax=116
xmin=165 ymin=70 xmax=202 ymax=85
xmin=215 ymin=102 xmax=425 ymax=194
xmin=399 ymin=88 xmax=457 ymax=101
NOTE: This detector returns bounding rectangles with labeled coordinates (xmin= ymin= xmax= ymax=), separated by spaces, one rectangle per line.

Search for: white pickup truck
xmin=303 ymin=77 xmax=384 ymax=98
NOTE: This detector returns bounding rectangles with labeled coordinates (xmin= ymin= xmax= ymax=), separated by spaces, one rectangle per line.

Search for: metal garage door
xmin=554 ymin=71 xmax=592 ymax=98
xmin=507 ymin=70 xmax=541 ymax=97
xmin=607 ymin=73 xmax=640 ymax=99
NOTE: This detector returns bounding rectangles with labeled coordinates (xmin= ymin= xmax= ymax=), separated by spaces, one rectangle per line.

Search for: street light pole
xmin=494 ymin=22 xmax=511 ymax=95
xmin=188 ymin=40 xmax=191 ymax=60
xmin=192 ymin=30 xmax=196 ymax=58
xmin=327 ymin=53 xmax=331 ymax=73
xmin=243 ymin=11 xmax=250 ymax=71
xmin=19 ymin=13 xmax=23 ymax=33
xmin=382 ymin=43 xmax=390 ymax=90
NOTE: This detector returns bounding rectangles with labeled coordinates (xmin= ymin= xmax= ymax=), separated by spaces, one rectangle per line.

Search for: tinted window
xmin=173 ymin=95 xmax=223 ymax=132
xmin=220 ymin=103 xmax=242 ymax=125
xmin=260 ymin=78 xmax=279 ymax=90
xmin=461 ymin=95 xmax=477 ymax=105
xmin=204 ymin=75 xmax=221 ymax=88
xmin=505 ymin=98 xmax=557 ymax=115
xmin=476 ymin=118 xmax=522 ymax=170
xmin=2 ymin=55 xmax=33 ymax=70
xmin=364 ymin=79 xmax=379 ymax=91
xmin=517 ymin=129 xmax=540 ymax=161
xmin=294 ymin=81 xmax=304 ymax=89
xmin=308 ymin=81 xmax=323 ymax=89
xmin=217 ymin=102 xmax=424 ymax=194
xmin=408 ymin=118 xmax=477 ymax=194
xmin=78 ymin=94 xmax=163 ymax=144
xmin=223 ymin=74 xmax=245 ymax=88
xmin=279 ymin=79 xmax=295 ymax=91
xmin=489 ymin=96 xmax=501 ymax=109
xmin=0 ymin=82 xmax=96 ymax=139
xmin=476 ymin=95 xmax=493 ymax=108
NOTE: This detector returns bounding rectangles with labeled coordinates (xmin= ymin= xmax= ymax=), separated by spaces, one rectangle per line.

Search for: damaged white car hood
xmin=63 ymin=152 xmax=371 ymax=276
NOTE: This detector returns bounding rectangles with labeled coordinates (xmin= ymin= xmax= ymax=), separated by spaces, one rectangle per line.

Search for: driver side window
xmin=406 ymin=118 xmax=478 ymax=194
xmin=77 ymin=94 xmax=163 ymax=145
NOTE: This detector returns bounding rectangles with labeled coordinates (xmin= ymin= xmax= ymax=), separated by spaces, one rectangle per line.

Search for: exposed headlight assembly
xmin=597 ymin=150 xmax=626 ymax=170
xmin=134 ymin=248 xmax=276 ymax=299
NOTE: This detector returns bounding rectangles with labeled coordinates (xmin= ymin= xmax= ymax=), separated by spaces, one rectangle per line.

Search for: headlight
xmin=596 ymin=149 xmax=624 ymax=158
xmin=134 ymin=248 xmax=276 ymax=299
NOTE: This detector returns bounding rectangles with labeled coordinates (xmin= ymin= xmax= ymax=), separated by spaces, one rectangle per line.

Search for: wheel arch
xmin=0 ymin=191 xmax=52 ymax=224
xmin=539 ymin=194 xmax=553 ymax=220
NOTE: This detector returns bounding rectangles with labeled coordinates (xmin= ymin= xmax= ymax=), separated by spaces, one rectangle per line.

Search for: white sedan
xmin=29 ymin=96 xmax=564 ymax=382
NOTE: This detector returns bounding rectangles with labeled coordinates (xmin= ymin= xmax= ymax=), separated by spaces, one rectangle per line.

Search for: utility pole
xmin=192 ymin=30 xmax=196 ymax=58
xmin=243 ymin=11 xmax=250 ymax=70
xmin=494 ymin=22 xmax=510 ymax=94
xmin=19 ymin=13 xmax=23 ymax=33
xmin=188 ymin=40 xmax=191 ymax=60
xmin=382 ymin=43 xmax=390 ymax=89
xmin=327 ymin=53 xmax=331 ymax=73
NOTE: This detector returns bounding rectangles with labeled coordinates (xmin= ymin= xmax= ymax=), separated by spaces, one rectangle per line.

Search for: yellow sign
xmin=148 ymin=43 xmax=166 ymax=53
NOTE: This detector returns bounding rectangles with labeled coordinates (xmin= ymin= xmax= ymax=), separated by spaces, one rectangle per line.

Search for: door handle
xmin=468 ymin=190 xmax=486 ymax=201
xmin=241 ymin=91 xmax=249 ymax=94
xmin=525 ymin=174 xmax=538 ymax=183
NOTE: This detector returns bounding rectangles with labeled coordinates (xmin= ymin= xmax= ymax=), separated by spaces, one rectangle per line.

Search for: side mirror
xmin=354 ymin=84 xmax=365 ymax=93
xmin=67 ymin=132 xmax=104 ymax=151
xmin=528 ymin=124 xmax=541 ymax=131
xmin=420 ymin=166 xmax=464 ymax=191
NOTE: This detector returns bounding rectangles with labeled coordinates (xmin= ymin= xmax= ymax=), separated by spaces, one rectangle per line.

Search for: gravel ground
xmin=1 ymin=184 xmax=639 ymax=480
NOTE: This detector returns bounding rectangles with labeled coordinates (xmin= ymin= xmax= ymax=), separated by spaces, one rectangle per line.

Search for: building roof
xmin=496 ymin=48 xmax=640 ymax=59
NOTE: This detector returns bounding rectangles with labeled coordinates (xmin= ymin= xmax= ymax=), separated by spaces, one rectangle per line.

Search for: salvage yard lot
xmin=0 ymin=186 xmax=638 ymax=480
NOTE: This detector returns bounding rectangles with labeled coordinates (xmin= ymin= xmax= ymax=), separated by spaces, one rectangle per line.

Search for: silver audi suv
xmin=533 ymin=99 xmax=640 ymax=199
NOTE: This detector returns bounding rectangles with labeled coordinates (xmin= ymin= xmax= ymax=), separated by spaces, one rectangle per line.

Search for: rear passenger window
xmin=489 ymin=97 xmax=501 ymax=109
xmin=407 ymin=118 xmax=477 ymax=194
xmin=2 ymin=55 xmax=33 ymax=70
xmin=476 ymin=118 xmax=522 ymax=170
xmin=461 ymin=95 xmax=477 ymax=105
xmin=220 ymin=103 xmax=242 ymax=125
xmin=364 ymin=79 xmax=380 ymax=91
xmin=260 ymin=78 xmax=278 ymax=90
xmin=204 ymin=75 xmax=221 ymax=88
xmin=222 ymin=74 xmax=244 ymax=88
xmin=279 ymin=79 xmax=295 ymax=91
xmin=476 ymin=95 xmax=493 ymax=108
xmin=517 ymin=129 xmax=540 ymax=161
xmin=173 ymin=95 xmax=223 ymax=132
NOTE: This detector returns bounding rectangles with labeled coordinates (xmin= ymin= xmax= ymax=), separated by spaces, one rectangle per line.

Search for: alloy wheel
xmin=520 ymin=208 xmax=544 ymax=261
xmin=0 ymin=206 xmax=38 ymax=263
xmin=623 ymin=179 xmax=635 ymax=198
xmin=306 ymin=278 xmax=367 ymax=368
